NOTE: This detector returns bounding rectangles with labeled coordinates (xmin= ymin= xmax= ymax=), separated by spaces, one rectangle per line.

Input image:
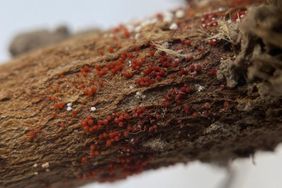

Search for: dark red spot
xmin=80 ymin=65 xmax=92 ymax=76
xmin=84 ymin=86 xmax=97 ymax=97
xmin=207 ymin=68 xmax=217 ymax=77
xmin=54 ymin=103 xmax=65 ymax=110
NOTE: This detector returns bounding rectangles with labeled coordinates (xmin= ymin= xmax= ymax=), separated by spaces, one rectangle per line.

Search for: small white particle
xmin=41 ymin=162 xmax=49 ymax=169
xmin=128 ymin=60 xmax=132 ymax=67
xmin=135 ymin=91 xmax=143 ymax=99
xmin=90 ymin=107 xmax=97 ymax=112
xmin=33 ymin=163 xmax=38 ymax=168
xmin=175 ymin=10 xmax=185 ymax=18
xmin=195 ymin=84 xmax=205 ymax=92
xmin=66 ymin=103 xmax=73 ymax=111
xmin=129 ymin=85 xmax=134 ymax=89
xmin=34 ymin=172 xmax=39 ymax=175
xmin=135 ymin=91 xmax=146 ymax=99
xmin=162 ymin=42 xmax=169 ymax=48
xmin=218 ymin=7 xmax=225 ymax=11
xmin=169 ymin=23 xmax=178 ymax=30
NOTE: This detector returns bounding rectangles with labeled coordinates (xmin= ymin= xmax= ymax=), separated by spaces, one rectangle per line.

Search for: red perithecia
xmin=84 ymin=86 xmax=97 ymax=97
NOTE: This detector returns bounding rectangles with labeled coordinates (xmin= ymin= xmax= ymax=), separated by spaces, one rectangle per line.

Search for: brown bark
xmin=0 ymin=1 xmax=281 ymax=188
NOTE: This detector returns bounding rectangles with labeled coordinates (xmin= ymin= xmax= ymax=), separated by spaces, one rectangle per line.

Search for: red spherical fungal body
xmin=80 ymin=65 xmax=92 ymax=76
xmin=183 ymin=104 xmax=191 ymax=114
xmin=53 ymin=102 xmax=65 ymax=110
xmin=81 ymin=156 xmax=88 ymax=164
xmin=207 ymin=68 xmax=217 ymax=77
xmin=122 ymin=71 xmax=134 ymax=79
xmin=135 ymin=77 xmax=155 ymax=87
xmin=84 ymin=86 xmax=97 ymax=97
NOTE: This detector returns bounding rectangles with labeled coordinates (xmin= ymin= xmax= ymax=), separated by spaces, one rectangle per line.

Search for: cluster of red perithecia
xmin=25 ymin=5 xmax=248 ymax=181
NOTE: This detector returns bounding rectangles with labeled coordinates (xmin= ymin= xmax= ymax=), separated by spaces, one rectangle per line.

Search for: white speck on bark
xmin=90 ymin=106 xmax=97 ymax=112
xmin=128 ymin=60 xmax=132 ymax=67
xmin=143 ymin=138 xmax=167 ymax=151
xmin=135 ymin=91 xmax=146 ymax=99
xmin=41 ymin=162 xmax=49 ymax=169
xmin=129 ymin=85 xmax=134 ymax=89
xmin=169 ymin=23 xmax=178 ymax=30
xmin=66 ymin=103 xmax=73 ymax=111
xmin=195 ymin=84 xmax=205 ymax=92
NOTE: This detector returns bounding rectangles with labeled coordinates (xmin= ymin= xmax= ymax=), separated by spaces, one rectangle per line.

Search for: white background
xmin=0 ymin=1 xmax=281 ymax=188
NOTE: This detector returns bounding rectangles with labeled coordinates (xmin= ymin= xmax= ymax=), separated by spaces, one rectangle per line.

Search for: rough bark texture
xmin=0 ymin=0 xmax=281 ymax=188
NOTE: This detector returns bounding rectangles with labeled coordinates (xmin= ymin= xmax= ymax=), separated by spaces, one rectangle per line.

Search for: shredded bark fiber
xmin=0 ymin=0 xmax=281 ymax=188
